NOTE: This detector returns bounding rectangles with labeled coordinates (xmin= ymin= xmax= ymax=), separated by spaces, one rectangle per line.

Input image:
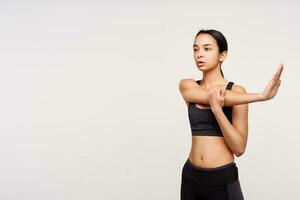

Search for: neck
xmin=201 ymin=66 xmax=226 ymax=88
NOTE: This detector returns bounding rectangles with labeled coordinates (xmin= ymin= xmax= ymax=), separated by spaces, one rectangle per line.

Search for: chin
xmin=197 ymin=66 xmax=206 ymax=71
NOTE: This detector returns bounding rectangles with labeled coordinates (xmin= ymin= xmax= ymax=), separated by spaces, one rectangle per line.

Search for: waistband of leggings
xmin=187 ymin=158 xmax=236 ymax=172
xmin=182 ymin=158 xmax=239 ymax=185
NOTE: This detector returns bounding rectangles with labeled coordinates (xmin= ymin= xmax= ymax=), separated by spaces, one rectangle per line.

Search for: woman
xmin=179 ymin=29 xmax=283 ymax=200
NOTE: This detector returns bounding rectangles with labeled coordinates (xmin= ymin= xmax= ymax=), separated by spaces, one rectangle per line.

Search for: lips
xmin=197 ymin=61 xmax=205 ymax=66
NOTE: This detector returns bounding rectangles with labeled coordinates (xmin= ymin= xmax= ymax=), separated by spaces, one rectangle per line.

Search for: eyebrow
xmin=193 ymin=44 xmax=212 ymax=47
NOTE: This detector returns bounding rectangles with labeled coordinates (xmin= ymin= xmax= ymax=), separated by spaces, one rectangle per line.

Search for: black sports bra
xmin=188 ymin=79 xmax=234 ymax=137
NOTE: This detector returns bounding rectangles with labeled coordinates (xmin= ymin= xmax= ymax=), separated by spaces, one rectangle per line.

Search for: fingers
xmin=272 ymin=64 xmax=281 ymax=80
xmin=277 ymin=63 xmax=284 ymax=79
xmin=220 ymin=88 xmax=225 ymax=99
xmin=217 ymin=88 xmax=226 ymax=99
xmin=222 ymin=88 xmax=226 ymax=96
xmin=210 ymin=88 xmax=225 ymax=93
xmin=274 ymin=63 xmax=284 ymax=81
xmin=276 ymin=79 xmax=281 ymax=86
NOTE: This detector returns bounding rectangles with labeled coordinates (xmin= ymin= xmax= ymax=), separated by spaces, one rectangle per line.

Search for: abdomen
xmin=188 ymin=136 xmax=234 ymax=168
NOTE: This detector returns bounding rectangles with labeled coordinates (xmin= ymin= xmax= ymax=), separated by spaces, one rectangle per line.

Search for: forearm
xmin=212 ymin=107 xmax=245 ymax=155
xmin=182 ymin=87 xmax=263 ymax=106
xmin=224 ymin=90 xmax=263 ymax=106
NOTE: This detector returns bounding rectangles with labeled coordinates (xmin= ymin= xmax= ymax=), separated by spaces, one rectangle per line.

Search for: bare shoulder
xmin=178 ymin=78 xmax=198 ymax=92
xmin=231 ymin=83 xmax=248 ymax=112
xmin=231 ymin=83 xmax=247 ymax=93
xmin=179 ymin=78 xmax=198 ymax=106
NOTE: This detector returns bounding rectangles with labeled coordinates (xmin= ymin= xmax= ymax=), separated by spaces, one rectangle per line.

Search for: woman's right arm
xmin=179 ymin=63 xmax=284 ymax=106
xmin=179 ymin=79 xmax=262 ymax=106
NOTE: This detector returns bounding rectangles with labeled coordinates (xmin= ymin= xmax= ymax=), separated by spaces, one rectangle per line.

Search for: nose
xmin=196 ymin=50 xmax=204 ymax=58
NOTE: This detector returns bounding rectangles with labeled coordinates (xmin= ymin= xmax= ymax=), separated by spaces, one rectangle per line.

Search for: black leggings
xmin=180 ymin=159 xmax=244 ymax=200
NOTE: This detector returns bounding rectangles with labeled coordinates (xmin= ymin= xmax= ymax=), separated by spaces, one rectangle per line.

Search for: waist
xmin=182 ymin=158 xmax=239 ymax=185
xmin=189 ymin=137 xmax=234 ymax=166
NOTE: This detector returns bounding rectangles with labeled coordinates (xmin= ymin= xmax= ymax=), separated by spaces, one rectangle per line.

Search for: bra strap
xmin=226 ymin=82 xmax=234 ymax=90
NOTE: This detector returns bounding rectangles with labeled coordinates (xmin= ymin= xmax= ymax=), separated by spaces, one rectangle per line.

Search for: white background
xmin=0 ymin=0 xmax=299 ymax=199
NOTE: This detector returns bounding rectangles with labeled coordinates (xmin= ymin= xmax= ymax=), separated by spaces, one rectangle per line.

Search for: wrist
xmin=211 ymin=105 xmax=222 ymax=113
xmin=257 ymin=93 xmax=265 ymax=102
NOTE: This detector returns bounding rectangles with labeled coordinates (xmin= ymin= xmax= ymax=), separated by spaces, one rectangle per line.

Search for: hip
xmin=180 ymin=159 xmax=244 ymax=199
xmin=181 ymin=158 xmax=239 ymax=186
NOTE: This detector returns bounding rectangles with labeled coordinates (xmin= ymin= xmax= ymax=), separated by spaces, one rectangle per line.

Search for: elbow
xmin=234 ymin=147 xmax=245 ymax=157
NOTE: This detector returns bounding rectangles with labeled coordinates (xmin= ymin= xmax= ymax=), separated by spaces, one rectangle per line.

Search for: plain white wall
xmin=0 ymin=0 xmax=299 ymax=199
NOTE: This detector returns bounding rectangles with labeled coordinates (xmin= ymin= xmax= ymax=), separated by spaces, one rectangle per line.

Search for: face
xmin=193 ymin=33 xmax=227 ymax=72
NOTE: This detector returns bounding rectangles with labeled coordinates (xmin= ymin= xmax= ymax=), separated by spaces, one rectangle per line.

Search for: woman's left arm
xmin=210 ymin=85 xmax=249 ymax=157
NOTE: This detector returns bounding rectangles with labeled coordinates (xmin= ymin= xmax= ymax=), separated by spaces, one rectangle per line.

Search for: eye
xmin=205 ymin=48 xmax=211 ymax=50
xmin=193 ymin=49 xmax=197 ymax=52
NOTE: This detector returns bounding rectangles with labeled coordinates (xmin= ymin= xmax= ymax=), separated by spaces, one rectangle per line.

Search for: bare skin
xmin=187 ymin=83 xmax=246 ymax=168
xmin=179 ymin=33 xmax=284 ymax=168
xmin=179 ymin=64 xmax=283 ymax=106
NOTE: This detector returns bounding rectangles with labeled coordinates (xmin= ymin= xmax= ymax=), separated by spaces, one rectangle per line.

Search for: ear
xmin=219 ymin=51 xmax=227 ymax=62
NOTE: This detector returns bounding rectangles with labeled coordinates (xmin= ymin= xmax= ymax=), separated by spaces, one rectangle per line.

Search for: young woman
xmin=178 ymin=29 xmax=283 ymax=200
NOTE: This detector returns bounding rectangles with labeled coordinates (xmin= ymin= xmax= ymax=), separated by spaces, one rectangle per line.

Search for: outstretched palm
xmin=261 ymin=63 xmax=284 ymax=101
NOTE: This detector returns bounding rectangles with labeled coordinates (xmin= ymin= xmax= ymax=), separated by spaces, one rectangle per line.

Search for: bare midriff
xmin=188 ymin=135 xmax=234 ymax=168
